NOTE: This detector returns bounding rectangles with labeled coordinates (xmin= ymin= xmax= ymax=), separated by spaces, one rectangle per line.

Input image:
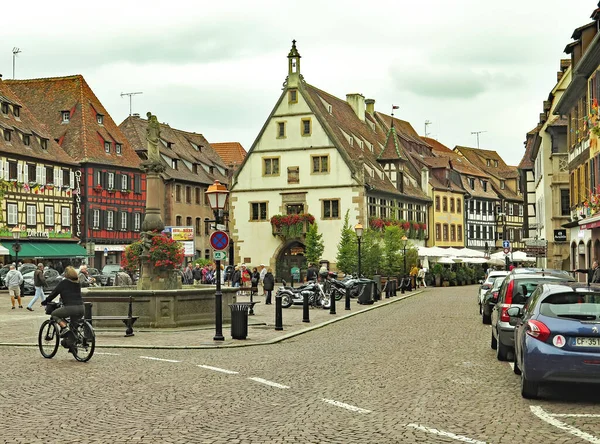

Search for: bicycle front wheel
xmin=73 ymin=321 xmax=95 ymax=363
xmin=38 ymin=320 xmax=59 ymax=359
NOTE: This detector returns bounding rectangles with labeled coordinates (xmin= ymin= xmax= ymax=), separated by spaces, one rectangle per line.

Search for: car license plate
xmin=575 ymin=337 xmax=600 ymax=347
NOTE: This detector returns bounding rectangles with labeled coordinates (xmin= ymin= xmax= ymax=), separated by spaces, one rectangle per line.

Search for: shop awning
xmin=0 ymin=243 xmax=9 ymax=255
xmin=580 ymin=214 xmax=600 ymax=230
xmin=1 ymin=241 xmax=89 ymax=258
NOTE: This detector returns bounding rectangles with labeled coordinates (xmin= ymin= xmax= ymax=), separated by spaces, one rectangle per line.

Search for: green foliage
xmin=361 ymin=228 xmax=382 ymax=277
xmin=335 ymin=211 xmax=357 ymax=274
xmin=305 ymin=222 xmax=325 ymax=265
xmin=193 ymin=258 xmax=213 ymax=267
xmin=398 ymin=244 xmax=418 ymax=276
xmin=432 ymin=264 xmax=444 ymax=277
xmin=382 ymin=225 xmax=402 ymax=276
xmin=441 ymin=267 xmax=452 ymax=281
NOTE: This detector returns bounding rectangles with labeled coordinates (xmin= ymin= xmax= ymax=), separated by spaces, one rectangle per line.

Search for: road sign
xmin=554 ymin=229 xmax=567 ymax=242
xmin=525 ymin=239 xmax=547 ymax=247
xmin=103 ymin=247 xmax=108 ymax=257
xmin=216 ymin=224 xmax=227 ymax=231
xmin=502 ymin=240 xmax=510 ymax=249
xmin=209 ymin=231 xmax=229 ymax=251
xmin=503 ymin=247 xmax=510 ymax=254
xmin=213 ymin=251 xmax=227 ymax=261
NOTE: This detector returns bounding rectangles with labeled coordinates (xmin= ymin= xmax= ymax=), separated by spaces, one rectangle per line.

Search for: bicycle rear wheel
xmin=38 ymin=320 xmax=59 ymax=359
xmin=73 ymin=321 xmax=95 ymax=362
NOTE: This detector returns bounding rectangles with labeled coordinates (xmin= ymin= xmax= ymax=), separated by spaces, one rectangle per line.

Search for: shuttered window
xmin=27 ymin=205 xmax=36 ymax=226
xmin=44 ymin=206 xmax=54 ymax=226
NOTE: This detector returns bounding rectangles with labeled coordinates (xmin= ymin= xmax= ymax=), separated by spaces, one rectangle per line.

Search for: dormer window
xmin=468 ymin=177 xmax=475 ymax=190
xmin=172 ymin=159 xmax=178 ymax=170
xmin=116 ymin=143 xmax=122 ymax=155
xmin=494 ymin=160 xmax=498 ymax=167
xmin=62 ymin=111 xmax=70 ymax=123
xmin=1 ymin=103 xmax=8 ymax=114
xmin=13 ymin=106 xmax=20 ymax=118
xmin=349 ymin=137 xmax=354 ymax=147
xmin=328 ymin=105 xmax=332 ymax=114
xmin=482 ymin=180 xmax=487 ymax=192
xmin=23 ymin=134 xmax=30 ymax=146
xmin=4 ymin=129 xmax=11 ymax=142
xmin=190 ymin=142 xmax=200 ymax=151
xmin=104 ymin=141 xmax=111 ymax=153
xmin=167 ymin=142 xmax=173 ymax=149
xmin=289 ymin=89 xmax=298 ymax=104
xmin=500 ymin=180 xmax=506 ymax=189
xmin=192 ymin=164 xmax=198 ymax=174
xmin=486 ymin=159 xmax=491 ymax=167
xmin=41 ymin=139 xmax=48 ymax=150
xmin=97 ymin=114 xmax=104 ymax=125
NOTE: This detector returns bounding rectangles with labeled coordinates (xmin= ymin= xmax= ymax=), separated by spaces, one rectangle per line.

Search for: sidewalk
xmin=0 ymin=288 xmax=424 ymax=349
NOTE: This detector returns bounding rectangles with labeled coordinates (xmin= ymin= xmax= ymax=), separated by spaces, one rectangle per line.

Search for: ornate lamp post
xmin=11 ymin=226 xmax=22 ymax=264
xmin=205 ymin=180 xmax=229 ymax=341
xmin=354 ymin=223 xmax=363 ymax=278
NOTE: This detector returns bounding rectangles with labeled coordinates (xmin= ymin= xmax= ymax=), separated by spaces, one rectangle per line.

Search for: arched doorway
xmin=578 ymin=241 xmax=586 ymax=272
xmin=275 ymin=241 xmax=307 ymax=283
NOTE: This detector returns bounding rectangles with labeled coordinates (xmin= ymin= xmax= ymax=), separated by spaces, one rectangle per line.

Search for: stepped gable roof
xmin=119 ymin=115 xmax=227 ymax=186
xmin=303 ymin=83 xmax=429 ymax=201
xmin=454 ymin=145 xmax=518 ymax=179
xmin=211 ymin=142 xmax=247 ymax=167
xmin=421 ymin=136 xmax=452 ymax=153
xmin=6 ymin=75 xmax=140 ymax=168
xmin=0 ymin=80 xmax=77 ymax=165
xmin=518 ymin=126 xmax=541 ymax=170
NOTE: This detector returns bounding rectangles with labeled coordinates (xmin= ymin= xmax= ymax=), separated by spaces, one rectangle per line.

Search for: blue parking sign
xmin=502 ymin=240 xmax=510 ymax=249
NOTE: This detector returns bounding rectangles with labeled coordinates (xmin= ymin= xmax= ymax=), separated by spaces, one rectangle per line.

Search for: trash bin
xmin=229 ymin=302 xmax=251 ymax=339
xmin=355 ymin=279 xmax=375 ymax=305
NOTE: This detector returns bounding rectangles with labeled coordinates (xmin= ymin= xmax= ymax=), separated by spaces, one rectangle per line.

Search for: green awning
xmin=2 ymin=241 xmax=89 ymax=258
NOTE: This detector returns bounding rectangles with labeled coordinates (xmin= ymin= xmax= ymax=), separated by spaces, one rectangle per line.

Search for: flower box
xmin=270 ymin=213 xmax=315 ymax=239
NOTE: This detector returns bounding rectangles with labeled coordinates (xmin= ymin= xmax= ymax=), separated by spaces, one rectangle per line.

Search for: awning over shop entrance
xmin=1 ymin=241 xmax=89 ymax=258
xmin=0 ymin=243 xmax=9 ymax=255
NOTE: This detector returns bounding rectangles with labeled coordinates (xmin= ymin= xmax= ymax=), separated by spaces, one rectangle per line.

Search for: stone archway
xmin=274 ymin=240 xmax=307 ymax=283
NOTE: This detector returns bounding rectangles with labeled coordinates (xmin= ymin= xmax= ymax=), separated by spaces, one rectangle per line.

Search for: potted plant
xmin=455 ymin=267 xmax=465 ymax=286
xmin=442 ymin=267 xmax=451 ymax=287
xmin=432 ymin=264 xmax=443 ymax=287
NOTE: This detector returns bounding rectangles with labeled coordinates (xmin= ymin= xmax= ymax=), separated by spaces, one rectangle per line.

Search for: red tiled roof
xmin=518 ymin=127 xmax=540 ymax=170
xmin=0 ymin=80 xmax=77 ymax=165
xmin=119 ymin=115 xmax=228 ymax=186
xmin=6 ymin=75 xmax=140 ymax=168
xmin=453 ymin=146 xmax=519 ymax=179
xmin=421 ymin=136 xmax=452 ymax=153
xmin=211 ymin=142 xmax=247 ymax=167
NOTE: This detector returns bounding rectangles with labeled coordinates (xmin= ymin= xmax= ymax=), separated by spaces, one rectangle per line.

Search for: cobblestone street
xmin=2 ymin=285 xmax=599 ymax=443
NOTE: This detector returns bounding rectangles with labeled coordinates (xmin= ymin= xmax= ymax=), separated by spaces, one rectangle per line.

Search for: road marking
xmin=322 ymin=399 xmax=371 ymax=414
xmin=198 ymin=364 xmax=238 ymax=375
xmin=552 ymin=414 xmax=600 ymax=418
xmin=406 ymin=424 xmax=487 ymax=444
xmin=530 ymin=406 xmax=600 ymax=443
xmin=248 ymin=377 xmax=289 ymax=389
xmin=139 ymin=356 xmax=181 ymax=363
xmin=95 ymin=352 xmax=120 ymax=356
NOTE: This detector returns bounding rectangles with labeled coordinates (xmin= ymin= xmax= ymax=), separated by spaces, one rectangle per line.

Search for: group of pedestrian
xmin=183 ymin=263 xmax=223 ymax=285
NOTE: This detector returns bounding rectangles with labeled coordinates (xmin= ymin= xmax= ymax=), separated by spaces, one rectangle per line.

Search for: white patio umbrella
xmin=437 ymin=257 xmax=456 ymax=264
xmin=0 ymin=243 xmax=8 ymax=256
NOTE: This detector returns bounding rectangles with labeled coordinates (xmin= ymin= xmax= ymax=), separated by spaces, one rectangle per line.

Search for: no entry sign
xmin=210 ymin=231 xmax=229 ymax=251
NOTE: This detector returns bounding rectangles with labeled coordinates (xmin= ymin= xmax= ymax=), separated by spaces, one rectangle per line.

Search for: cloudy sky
xmin=0 ymin=0 xmax=594 ymax=163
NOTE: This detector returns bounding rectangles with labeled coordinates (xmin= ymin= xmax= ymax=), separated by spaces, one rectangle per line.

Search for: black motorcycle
xmin=276 ymin=280 xmax=330 ymax=309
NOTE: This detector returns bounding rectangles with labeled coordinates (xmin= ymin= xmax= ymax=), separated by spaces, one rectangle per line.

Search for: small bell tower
xmin=287 ymin=40 xmax=302 ymax=88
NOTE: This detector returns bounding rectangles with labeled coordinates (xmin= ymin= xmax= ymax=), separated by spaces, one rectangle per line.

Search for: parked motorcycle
xmin=276 ymin=280 xmax=330 ymax=309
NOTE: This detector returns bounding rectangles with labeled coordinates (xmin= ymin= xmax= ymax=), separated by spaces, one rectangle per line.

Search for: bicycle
xmin=38 ymin=302 xmax=96 ymax=362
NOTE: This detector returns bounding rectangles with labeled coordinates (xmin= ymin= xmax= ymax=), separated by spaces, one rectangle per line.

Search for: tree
xmin=336 ymin=210 xmax=357 ymax=274
xmin=382 ymin=225 xmax=402 ymax=276
xmin=361 ymin=228 xmax=382 ymax=277
xmin=305 ymin=222 xmax=325 ymax=265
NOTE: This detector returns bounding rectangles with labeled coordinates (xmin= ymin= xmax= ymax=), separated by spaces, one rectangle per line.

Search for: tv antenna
xmin=471 ymin=130 xmax=487 ymax=148
xmin=424 ymin=120 xmax=432 ymax=137
xmin=120 ymin=91 xmax=143 ymax=116
xmin=12 ymin=47 xmax=22 ymax=79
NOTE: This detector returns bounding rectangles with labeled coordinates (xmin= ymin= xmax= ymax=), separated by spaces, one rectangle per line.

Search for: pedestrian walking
xmin=113 ymin=269 xmax=133 ymax=287
xmin=27 ymin=263 xmax=47 ymax=311
xmin=6 ymin=265 xmax=24 ymax=309
xmin=410 ymin=264 xmax=419 ymax=290
xmin=263 ymin=268 xmax=274 ymax=304
xmin=306 ymin=263 xmax=318 ymax=282
xmin=573 ymin=261 xmax=600 ymax=284
xmin=417 ymin=266 xmax=426 ymax=288
xmin=250 ymin=267 xmax=260 ymax=297
xmin=192 ymin=264 xmax=203 ymax=285
xmin=259 ymin=264 xmax=267 ymax=295
xmin=231 ymin=265 xmax=241 ymax=288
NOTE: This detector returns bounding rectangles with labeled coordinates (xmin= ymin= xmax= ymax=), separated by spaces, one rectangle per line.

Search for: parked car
xmin=510 ymin=282 xmax=600 ymax=399
xmin=19 ymin=263 xmax=37 ymax=275
xmin=101 ymin=264 xmax=122 ymax=286
xmin=479 ymin=270 xmax=508 ymax=313
xmin=482 ymin=276 xmax=506 ymax=324
xmin=22 ymin=269 xmax=64 ymax=295
xmin=0 ymin=265 xmax=9 ymax=289
xmin=491 ymin=269 xmax=575 ymax=361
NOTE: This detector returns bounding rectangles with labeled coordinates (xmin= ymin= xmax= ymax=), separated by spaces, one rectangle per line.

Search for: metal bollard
xmin=275 ymin=295 xmax=283 ymax=331
xmin=330 ymin=290 xmax=336 ymax=315
xmin=249 ymin=291 xmax=255 ymax=315
xmin=345 ymin=287 xmax=351 ymax=310
xmin=401 ymin=276 xmax=406 ymax=294
xmin=302 ymin=291 xmax=310 ymax=322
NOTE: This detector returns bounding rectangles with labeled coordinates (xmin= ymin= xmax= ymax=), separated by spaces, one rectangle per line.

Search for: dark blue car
xmin=510 ymin=282 xmax=600 ymax=399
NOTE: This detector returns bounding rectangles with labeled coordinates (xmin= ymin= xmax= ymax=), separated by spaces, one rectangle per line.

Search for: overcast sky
xmin=0 ymin=0 xmax=594 ymax=164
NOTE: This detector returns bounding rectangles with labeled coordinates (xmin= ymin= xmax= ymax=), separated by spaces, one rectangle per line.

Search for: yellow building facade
xmin=428 ymin=189 xmax=465 ymax=247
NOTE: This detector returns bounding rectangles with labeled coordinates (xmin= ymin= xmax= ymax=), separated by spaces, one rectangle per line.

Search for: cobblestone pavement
xmin=1 ymin=285 xmax=599 ymax=443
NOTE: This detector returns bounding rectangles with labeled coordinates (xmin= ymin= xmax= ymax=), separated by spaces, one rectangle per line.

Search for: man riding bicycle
xmin=42 ymin=266 xmax=84 ymax=339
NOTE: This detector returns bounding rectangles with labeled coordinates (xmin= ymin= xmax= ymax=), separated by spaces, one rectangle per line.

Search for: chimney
xmin=560 ymin=58 xmax=571 ymax=71
xmin=133 ymin=113 xmax=140 ymax=118
xmin=346 ymin=93 xmax=365 ymax=121
xmin=557 ymin=71 xmax=565 ymax=82
xmin=421 ymin=167 xmax=429 ymax=194
xmin=365 ymin=98 xmax=375 ymax=115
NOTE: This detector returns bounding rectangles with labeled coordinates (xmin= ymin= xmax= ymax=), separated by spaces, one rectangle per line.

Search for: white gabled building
xmin=230 ymin=41 xmax=430 ymax=281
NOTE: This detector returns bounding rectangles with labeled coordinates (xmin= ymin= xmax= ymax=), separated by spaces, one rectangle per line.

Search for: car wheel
xmin=479 ymin=302 xmax=482 ymax=314
xmin=482 ymin=312 xmax=491 ymax=325
xmin=513 ymin=355 xmax=522 ymax=375
xmin=491 ymin=330 xmax=497 ymax=350
xmin=521 ymin=371 xmax=539 ymax=399
xmin=496 ymin=338 xmax=509 ymax=361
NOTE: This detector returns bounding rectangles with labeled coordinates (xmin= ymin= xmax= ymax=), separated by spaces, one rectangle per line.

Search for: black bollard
xmin=275 ymin=295 xmax=283 ymax=331
xmin=401 ymin=276 xmax=406 ymax=294
xmin=302 ymin=291 xmax=310 ymax=322
xmin=330 ymin=290 xmax=336 ymax=315
xmin=249 ymin=290 xmax=255 ymax=315
xmin=345 ymin=287 xmax=351 ymax=310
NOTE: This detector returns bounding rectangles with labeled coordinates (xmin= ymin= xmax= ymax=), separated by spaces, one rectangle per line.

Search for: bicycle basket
xmin=45 ymin=302 xmax=60 ymax=315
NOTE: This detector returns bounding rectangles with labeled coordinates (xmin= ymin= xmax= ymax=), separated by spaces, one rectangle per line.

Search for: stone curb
xmin=0 ymin=290 xmax=424 ymax=350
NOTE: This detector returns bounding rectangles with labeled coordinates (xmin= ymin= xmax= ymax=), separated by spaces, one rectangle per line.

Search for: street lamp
xmin=11 ymin=226 xmax=22 ymax=265
xmin=354 ymin=223 xmax=363 ymax=278
xmin=205 ymin=180 xmax=229 ymax=341
xmin=401 ymin=235 xmax=408 ymax=294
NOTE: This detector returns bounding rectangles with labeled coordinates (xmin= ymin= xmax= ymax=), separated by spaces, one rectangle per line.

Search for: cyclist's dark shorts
xmin=51 ymin=305 xmax=84 ymax=323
